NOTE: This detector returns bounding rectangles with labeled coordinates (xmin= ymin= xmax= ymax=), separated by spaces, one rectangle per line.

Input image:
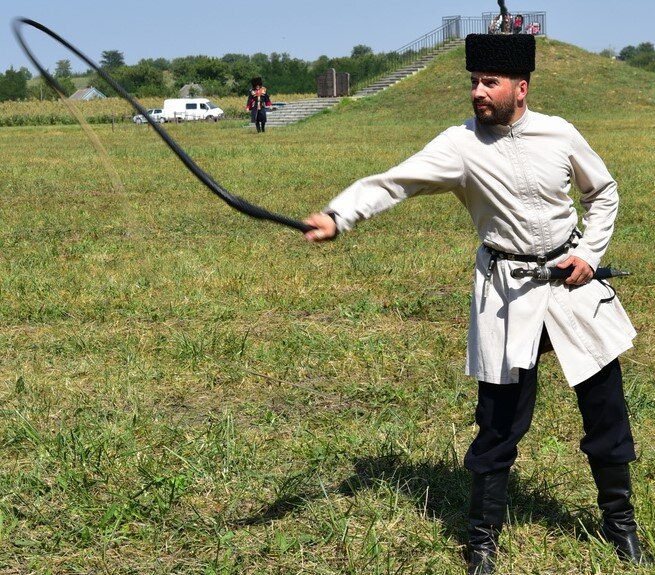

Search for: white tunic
xmin=327 ymin=109 xmax=636 ymax=386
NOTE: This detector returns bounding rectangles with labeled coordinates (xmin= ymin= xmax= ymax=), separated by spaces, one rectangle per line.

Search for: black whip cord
xmin=12 ymin=17 xmax=315 ymax=234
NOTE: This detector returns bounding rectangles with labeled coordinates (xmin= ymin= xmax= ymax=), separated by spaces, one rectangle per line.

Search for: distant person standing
xmin=497 ymin=0 xmax=511 ymax=33
xmin=488 ymin=13 xmax=503 ymax=34
xmin=501 ymin=13 xmax=512 ymax=34
xmin=246 ymin=77 xmax=271 ymax=133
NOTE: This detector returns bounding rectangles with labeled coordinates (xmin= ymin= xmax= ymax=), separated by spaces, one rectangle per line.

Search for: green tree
xmin=314 ymin=48 xmax=394 ymax=89
xmin=50 ymin=59 xmax=77 ymax=96
xmin=42 ymin=43 xmax=399 ymax=99
xmin=312 ymin=55 xmax=332 ymax=77
xmin=0 ymin=67 xmax=29 ymax=101
xmin=18 ymin=66 xmax=32 ymax=81
xmin=94 ymin=62 xmax=167 ymax=97
xmin=137 ymin=57 xmax=171 ymax=71
xmin=170 ymin=55 xmax=230 ymax=94
xmin=251 ymin=52 xmax=269 ymax=70
xmin=55 ymin=59 xmax=73 ymax=77
xmin=100 ymin=50 xmax=125 ymax=70
xmin=230 ymin=59 xmax=259 ymax=95
xmin=618 ymin=42 xmax=655 ymax=72
xmin=630 ymin=42 xmax=655 ymax=69
xmin=192 ymin=57 xmax=229 ymax=84
xmin=351 ymin=44 xmax=373 ymax=58
xmin=56 ymin=76 xmax=77 ymax=97
xmin=618 ymin=45 xmax=637 ymax=61
xmin=221 ymin=53 xmax=250 ymax=65
xmin=27 ymin=77 xmax=55 ymax=100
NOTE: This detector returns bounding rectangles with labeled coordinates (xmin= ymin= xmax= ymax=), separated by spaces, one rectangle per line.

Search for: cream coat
xmin=327 ymin=109 xmax=636 ymax=386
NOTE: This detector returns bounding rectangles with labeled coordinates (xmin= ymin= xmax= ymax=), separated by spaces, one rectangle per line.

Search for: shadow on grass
xmin=339 ymin=455 xmax=594 ymax=545
xmin=231 ymin=453 xmax=594 ymax=548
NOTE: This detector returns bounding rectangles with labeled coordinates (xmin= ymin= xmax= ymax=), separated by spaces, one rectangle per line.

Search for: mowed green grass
xmin=0 ymin=38 xmax=654 ymax=574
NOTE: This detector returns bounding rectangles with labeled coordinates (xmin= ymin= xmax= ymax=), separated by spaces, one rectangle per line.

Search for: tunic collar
xmin=483 ymin=107 xmax=531 ymax=136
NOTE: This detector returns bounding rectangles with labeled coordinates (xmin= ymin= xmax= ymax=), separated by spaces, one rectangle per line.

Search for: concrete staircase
xmin=255 ymin=38 xmax=464 ymax=128
xmin=353 ymin=38 xmax=465 ymax=97
xmin=262 ymin=97 xmax=342 ymax=127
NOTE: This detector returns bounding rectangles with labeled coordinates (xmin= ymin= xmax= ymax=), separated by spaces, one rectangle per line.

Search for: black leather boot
xmin=467 ymin=469 xmax=510 ymax=575
xmin=590 ymin=461 xmax=651 ymax=565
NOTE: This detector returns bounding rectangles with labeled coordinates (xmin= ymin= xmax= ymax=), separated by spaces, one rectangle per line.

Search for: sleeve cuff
xmin=322 ymin=210 xmax=341 ymax=235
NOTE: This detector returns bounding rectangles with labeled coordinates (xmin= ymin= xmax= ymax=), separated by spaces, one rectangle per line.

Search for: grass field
xmin=0 ymin=93 xmax=312 ymax=126
xmin=0 ymin=38 xmax=654 ymax=574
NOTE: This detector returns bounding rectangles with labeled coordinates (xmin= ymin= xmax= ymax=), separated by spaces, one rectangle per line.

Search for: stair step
xmin=251 ymin=41 xmax=464 ymax=126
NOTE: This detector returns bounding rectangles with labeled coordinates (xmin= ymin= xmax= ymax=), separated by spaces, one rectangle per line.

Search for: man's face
xmin=470 ymin=73 xmax=524 ymax=126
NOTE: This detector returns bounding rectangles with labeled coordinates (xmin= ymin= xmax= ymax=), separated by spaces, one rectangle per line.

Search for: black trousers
xmin=464 ymin=352 xmax=636 ymax=474
xmin=251 ymin=109 xmax=266 ymax=132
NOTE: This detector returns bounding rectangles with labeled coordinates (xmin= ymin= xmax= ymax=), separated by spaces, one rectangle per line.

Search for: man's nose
xmin=472 ymin=83 xmax=486 ymax=98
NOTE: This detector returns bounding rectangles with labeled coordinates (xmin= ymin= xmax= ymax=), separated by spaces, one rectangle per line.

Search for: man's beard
xmin=473 ymin=96 xmax=516 ymax=126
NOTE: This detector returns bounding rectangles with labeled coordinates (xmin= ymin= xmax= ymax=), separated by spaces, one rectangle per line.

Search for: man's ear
xmin=516 ymin=80 xmax=529 ymax=103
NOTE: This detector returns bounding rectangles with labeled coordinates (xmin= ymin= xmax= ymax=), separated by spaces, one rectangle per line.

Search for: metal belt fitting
xmin=483 ymin=230 xmax=581 ymax=293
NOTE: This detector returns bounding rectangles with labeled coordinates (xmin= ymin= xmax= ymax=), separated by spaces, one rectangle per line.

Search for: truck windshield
xmin=207 ymin=102 xmax=218 ymax=109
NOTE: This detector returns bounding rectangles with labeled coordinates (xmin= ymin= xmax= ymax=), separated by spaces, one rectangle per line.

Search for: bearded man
xmin=304 ymin=34 xmax=650 ymax=574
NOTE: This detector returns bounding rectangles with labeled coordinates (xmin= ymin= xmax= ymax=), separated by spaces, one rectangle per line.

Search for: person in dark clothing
xmin=246 ymin=76 xmax=271 ymax=133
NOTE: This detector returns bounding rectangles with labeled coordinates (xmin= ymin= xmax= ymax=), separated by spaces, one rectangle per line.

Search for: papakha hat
xmin=251 ymin=76 xmax=263 ymax=88
xmin=465 ymin=34 xmax=535 ymax=74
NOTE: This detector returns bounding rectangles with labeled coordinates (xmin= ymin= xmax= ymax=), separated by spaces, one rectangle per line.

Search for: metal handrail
xmin=394 ymin=13 xmax=546 ymax=60
xmin=351 ymin=12 xmax=547 ymax=94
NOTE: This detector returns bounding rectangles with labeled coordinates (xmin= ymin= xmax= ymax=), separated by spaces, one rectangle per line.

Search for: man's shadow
xmin=338 ymin=454 xmax=596 ymax=546
xmin=233 ymin=452 xmax=597 ymax=549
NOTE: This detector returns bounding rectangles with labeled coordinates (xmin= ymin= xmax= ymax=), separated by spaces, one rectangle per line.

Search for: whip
xmin=11 ymin=17 xmax=316 ymax=234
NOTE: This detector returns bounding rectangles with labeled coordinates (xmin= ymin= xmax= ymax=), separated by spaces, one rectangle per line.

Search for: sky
xmin=2 ymin=0 xmax=654 ymax=75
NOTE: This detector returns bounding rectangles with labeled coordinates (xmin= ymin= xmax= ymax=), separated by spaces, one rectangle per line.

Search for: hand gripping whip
xmin=510 ymin=265 xmax=630 ymax=304
xmin=12 ymin=17 xmax=316 ymax=234
xmin=510 ymin=266 xmax=630 ymax=281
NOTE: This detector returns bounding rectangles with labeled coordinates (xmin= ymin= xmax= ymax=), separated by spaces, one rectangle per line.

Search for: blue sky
xmin=3 ymin=0 xmax=653 ymax=74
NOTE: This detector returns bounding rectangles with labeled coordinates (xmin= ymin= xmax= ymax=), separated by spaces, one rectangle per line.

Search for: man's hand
xmin=556 ymin=255 xmax=594 ymax=285
xmin=303 ymin=212 xmax=338 ymax=242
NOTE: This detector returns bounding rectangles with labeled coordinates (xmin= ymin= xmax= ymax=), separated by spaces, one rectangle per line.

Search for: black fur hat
xmin=251 ymin=77 xmax=263 ymax=89
xmin=465 ymin=34 xmax=535 ymax=74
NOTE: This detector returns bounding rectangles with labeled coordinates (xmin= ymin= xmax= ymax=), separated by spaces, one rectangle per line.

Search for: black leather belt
xmin=483 ymin=230 xmax=581 ymax=282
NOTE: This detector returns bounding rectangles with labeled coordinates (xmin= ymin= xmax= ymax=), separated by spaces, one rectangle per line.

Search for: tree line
xmin=599 ymin=42 xmax=655 ymax=72
xmin=0 ymin=45 xmax=397 ymax=102
xmin=2 ymin=41 xmax=653 ymax=102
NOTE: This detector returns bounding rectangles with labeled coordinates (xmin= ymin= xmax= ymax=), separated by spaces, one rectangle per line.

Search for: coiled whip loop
xmin=12 ymin=17 xmax=315 ymax=234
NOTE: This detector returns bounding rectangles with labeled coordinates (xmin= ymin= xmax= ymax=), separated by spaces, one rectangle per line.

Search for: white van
xmin=162 ymin=98 xmax=224 ymax=122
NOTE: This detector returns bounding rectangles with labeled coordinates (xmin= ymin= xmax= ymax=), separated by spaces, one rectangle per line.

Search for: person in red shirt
xmin=246 ymin=76 xmax=271 ymax=133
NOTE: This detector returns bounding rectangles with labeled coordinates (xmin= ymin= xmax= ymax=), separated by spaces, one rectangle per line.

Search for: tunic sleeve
xmin=568 ymin=125 xmax=619 ymax=270
xmin=327 ymin=130 xmax=466 ymax=231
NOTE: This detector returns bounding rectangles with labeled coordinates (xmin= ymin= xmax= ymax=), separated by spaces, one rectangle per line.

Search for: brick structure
xmin=316 ymin=68 xmax=350 ymax=98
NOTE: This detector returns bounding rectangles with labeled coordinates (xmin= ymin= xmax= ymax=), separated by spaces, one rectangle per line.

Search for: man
xmin=246 ymin=76 xmax=271 ymax=133
xmin=304 ymin=34 xmax=649 ymax=574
